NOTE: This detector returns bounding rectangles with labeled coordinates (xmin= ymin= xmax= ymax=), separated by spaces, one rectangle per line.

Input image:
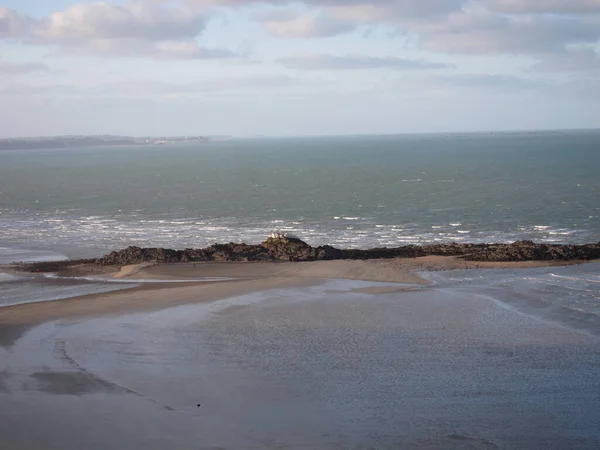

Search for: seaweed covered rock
xmin=464 ymin=241 xmax=600 ymax=262
xmin=31 ymin=235 xmax=592 ymax=269
xmin=98 ymin=246 xmax=185 ymax=265
xmin=261 ymin=234 xmax=315 ymax=261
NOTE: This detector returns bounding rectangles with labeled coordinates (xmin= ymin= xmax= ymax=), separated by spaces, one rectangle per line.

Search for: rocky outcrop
xmin=13 ymin=237 xmax=600 ymax=272
xmin=456 ymin=240 xmax=600 ymax=262
xmin=94 ymin=236 xmax=600 ymax=266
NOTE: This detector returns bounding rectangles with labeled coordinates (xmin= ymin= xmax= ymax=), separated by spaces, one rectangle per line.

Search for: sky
xmin=0 ymin=0 xmax=599 ymax=137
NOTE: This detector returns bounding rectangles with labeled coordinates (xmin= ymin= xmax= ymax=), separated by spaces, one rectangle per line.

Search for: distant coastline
xmin=0 ymin=135 xmax=229 ymax=151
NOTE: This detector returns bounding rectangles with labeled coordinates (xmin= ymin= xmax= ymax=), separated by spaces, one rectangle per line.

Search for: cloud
xmin=0 ymin=7 xmax=32 ymax=39
xmin=531 ymin=48 xmax=600 ymax=72
xmin=258 ymin=12 xmax=356 ymax=38
xmin=50 ymin=38 xmax=236 ymax=59
xmin=279 ymin=53 xmax=452 ymax=70
xmin=35 ymin=2 xmax=205 ymax=42
xmin=323 ymin=0 xmax=468 ymax=22
xmin=0 ymin=75 xmax=314 ymax=98
xmin=253 ymin=1 xmax=468 ymax=38
xmin=191 ymin=0 xmax=467 ymax=18
xmin=416 ymin=8 xmax=600 ymax=55
xmin=484 ymin=0 xmax=600 ymax=14
xmin=428 ymin=73 xmax=549 ymax=91
xmin=96 ymin=75 xmax=310 ymax=95
xmin=250 ymin=1 xmax=600 ymax=66
xmin=4 ymin=0 xmax=600 ymax=72
xmin=1 ymin=2 xmax=234 ymax=59
xmin=0 ymin=60 xmax=51 ymax=75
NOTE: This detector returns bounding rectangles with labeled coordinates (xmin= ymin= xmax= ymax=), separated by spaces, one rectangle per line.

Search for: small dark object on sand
xmin=197 ymin=404 xmax=201 ymax=408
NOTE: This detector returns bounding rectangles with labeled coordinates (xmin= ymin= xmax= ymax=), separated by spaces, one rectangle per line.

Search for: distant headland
xmin=0 ymin=135 xmax=230 ymax=151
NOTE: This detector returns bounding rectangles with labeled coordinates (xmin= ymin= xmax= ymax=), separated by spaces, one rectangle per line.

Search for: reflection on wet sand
xmin=1 ymin=278 xmax=600 ymax=449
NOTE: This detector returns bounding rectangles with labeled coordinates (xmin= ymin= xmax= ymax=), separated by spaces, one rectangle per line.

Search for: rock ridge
xmin=96 ymin=237 xmax=600 ymax=266
xmin=12 ymin=236 xmax=600 ymax=272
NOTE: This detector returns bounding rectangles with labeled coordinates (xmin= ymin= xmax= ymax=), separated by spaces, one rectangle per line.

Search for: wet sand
xmin=3 ymin=256 xmax=590 ymax=334
xmin=53 ymin=255 xmax=592 ymax=280
xmin=0 ymin=258 xmax=437 ymax=330
xmin=1 ymin=258 xmax=600 ymax=449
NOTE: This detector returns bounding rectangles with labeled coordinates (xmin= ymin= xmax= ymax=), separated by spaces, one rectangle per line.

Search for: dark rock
xmin=94 ymin=238 xmax=600 ymax=266
xmin=13 ymin=236 xmax=600 ymax=272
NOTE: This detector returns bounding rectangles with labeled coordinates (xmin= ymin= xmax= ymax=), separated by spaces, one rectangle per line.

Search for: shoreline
xmin=0 ymin=277 xmax=320 ymax=346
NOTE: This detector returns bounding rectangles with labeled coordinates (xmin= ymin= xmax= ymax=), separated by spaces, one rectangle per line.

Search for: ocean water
xmin=0 ymin=130 xmax=598 ymax=261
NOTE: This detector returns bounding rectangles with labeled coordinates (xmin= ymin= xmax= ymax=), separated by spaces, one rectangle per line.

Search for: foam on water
xmin=1 ymin=212 xmax=595 ymax=260
xmin=550 ymin=273 xmax=600 ymax=284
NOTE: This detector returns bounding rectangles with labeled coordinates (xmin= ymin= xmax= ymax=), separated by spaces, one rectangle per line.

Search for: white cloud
xmin=280 ymin=53 xmax=452 ymax=70
xmin=1 ymin=0 xmax=599 ymax=136
xmin=260 ymin=13 xmax=356 ymax=38
xmin=49 ymin=38 xmax=235 ymax=59
xmin=250 ymin=1 xmax=600 ymax=67
xmin=0 ymin=60 xmax=50 ymax=75
xmin=35 ymin=2 xmax=205 ymax=42
xmin=416 ymin=8 xmax=600 ymax=55
xmin=1 ymin=2 xmax=234 ymax=59
xmin=4 ymin=1 xmax=600 ymax=66
xmin=189 ymin=0 xmax=466 ymax=18
xmin=0 ymin=7 xmax=32 ymax=39
xmin=424 ymin=73 xmax=550 ymax=91
xmin=0 ymin=75 xmax=315 ymax=98
xmin=531 ymin=48 xmax=600 ymax=72
xmin=484 ymin=0 xmax=600 ymax=14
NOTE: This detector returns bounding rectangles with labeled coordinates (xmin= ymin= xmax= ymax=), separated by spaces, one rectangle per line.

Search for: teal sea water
xmin=1 ymin=130 xmax=599 ymax=261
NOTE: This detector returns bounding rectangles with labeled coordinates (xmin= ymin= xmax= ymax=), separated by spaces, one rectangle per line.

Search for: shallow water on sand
xmin=0 ymin=273 xmax=138 ymax=307
xmin=424 ymin=262 xmax=600 ymax=338
xmin=0 ymin=271 xmax=237 ymax=308
xmin=2 ymin=279 xmax=600 ymax=449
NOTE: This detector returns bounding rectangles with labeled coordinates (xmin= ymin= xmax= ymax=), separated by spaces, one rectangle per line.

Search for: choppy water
xmin=1 ymin=131 xmax=598 ymax=261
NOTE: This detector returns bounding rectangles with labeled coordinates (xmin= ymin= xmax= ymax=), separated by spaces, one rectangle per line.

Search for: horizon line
xmin=1 ymin=126 xmax=599 ymax=141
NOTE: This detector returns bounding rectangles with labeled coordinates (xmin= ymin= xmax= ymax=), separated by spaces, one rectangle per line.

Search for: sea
xmin=1 ymin=130 xmax=599 ymax=260
xmin=1 ymin=130 xmax=599 ymax=319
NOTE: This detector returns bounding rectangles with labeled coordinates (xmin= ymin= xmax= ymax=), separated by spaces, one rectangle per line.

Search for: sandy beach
xmin=1 ymin=257 xmax=600 ymax=449
xmin=0 ymin=258 xmax=430 ymax=329
xmin=2 ymin=256 xmax=589 ymax=330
